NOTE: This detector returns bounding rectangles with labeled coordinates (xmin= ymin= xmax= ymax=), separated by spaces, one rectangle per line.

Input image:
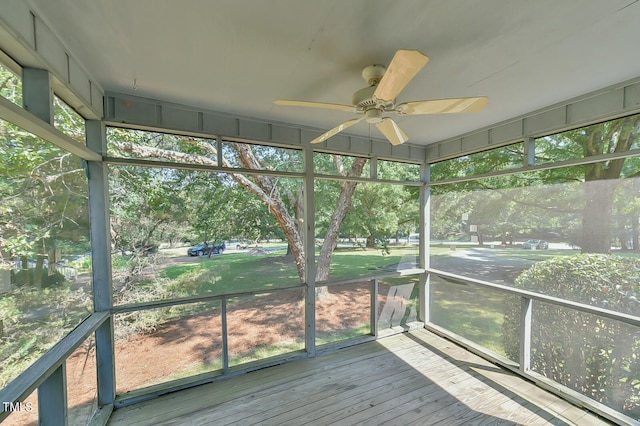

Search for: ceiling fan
xmin=274 ymin=49 xmax=488 ymax=146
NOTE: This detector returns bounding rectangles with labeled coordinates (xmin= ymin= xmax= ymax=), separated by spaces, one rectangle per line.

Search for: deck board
xmin=107 ymin=329 xmax=612 ymax=426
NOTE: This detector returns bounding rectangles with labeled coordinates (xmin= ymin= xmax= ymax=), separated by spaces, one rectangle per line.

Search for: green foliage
xmin=0 ymin=64 xmax=22 ymax=105
xmin=0 ymin=116 xmax=89 ymax=263
xmin=0 ymin=286 xmax=92 ymax=386
xmin=431 ymin=143 xmax=525 ymax=185
xmin=113 ymin=269 xmax=217 ymax=340
xmin=503 ymin=254 xmax=640 ymax=418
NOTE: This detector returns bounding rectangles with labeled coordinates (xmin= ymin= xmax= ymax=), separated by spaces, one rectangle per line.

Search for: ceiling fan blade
xmin=373 ymin=50 xmax=429 ymax=103
xmin=274 ymin=99 xmax=355 ymax=112
xmin=310 ymin=117 xmax=364 ymax=144
xmin=376 ymin=118 xmax=409 ymax=146
xmin=397 ymin=97 xmax=488 ymax=115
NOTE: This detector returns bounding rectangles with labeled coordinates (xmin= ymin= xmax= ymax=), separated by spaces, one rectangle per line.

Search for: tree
xmin=544 ymin=116 xmax=640 ymax=252
xmin=109 ymin=130 xmax=366 ymax=284
xmin=1 ymin=67 xmax=90 ymax=288
xmin=431 ymin=115 xmax=640 ymax=252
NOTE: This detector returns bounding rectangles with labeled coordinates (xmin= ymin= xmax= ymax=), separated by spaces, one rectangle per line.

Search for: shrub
xmin=503 ymin=254 xmax=640 ymax=419
xmin=113 ymin=267 xmax=220 ymax=341
xmin=12 ymin=269 xmax=66 ymax=288
xmin=0 ymin=286 xmax=92 ymax=386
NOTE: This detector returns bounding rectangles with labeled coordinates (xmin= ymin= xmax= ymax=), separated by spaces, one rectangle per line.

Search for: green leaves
xmin=503 ymin=254 xmax=640 ymax=417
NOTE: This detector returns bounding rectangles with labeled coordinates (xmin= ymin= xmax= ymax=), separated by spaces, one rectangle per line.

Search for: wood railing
xmin=0 ymin=268 xmax=425 ymax=424
xmin=5 ymin=266 xmax=636 ymax=425
xmin=426 ymin=268 xmax=640 ymax=426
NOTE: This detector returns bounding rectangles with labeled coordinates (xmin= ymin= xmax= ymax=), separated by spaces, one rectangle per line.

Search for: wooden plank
xmin=349 ymin=375 xmax=481 ymax=425
xmin=158 ymin=344 xmax=439 ymax=426
xmin=109 ymin=334 xmax=418 ymax=425
xmin=309 ymin=367 xmax=475 ymax=426
xmin=253 ymin=349 xmax=453 ymax=425
xmin=107 ymin=329 xmax=613 ymax=426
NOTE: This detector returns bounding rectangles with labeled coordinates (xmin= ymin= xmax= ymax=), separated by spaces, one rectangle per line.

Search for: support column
xmin=370 ymin=279 xmax=379 ymax=337
xmin=22 ymin=68 xmax=54 ymax=124
xmin=419 ymin=163 xmax=431 ymax=324
xmin=369 ymin=156 xmax=378 ymax=179
xmin=519 ymin=297 xmax=533 ymax=372
xmin=303 ymin=146 xmax=316 ymax=356
xmin=524 ymin=137 xmax=536 ymax=167
xmin=86 ymin=120 xmax=116 ymax=407
xmin=38 ymin=365 xmax=67 ymax=426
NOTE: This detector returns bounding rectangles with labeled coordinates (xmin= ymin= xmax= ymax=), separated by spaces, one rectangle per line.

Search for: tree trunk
xmin=633 ymin=215 xmax=639 ymax=252
xmin=581 ymin=179 xmax=617 ymax=253
xmin=34 ymin=255 xmax=45 ymax=289
xmin=366 ymin=234 xmax=376 ymax=248
xmin=316 ymin=157 xmax=367 ymax=283
xmin=20 ymin=255 xmax=29 ymax=287
xmin=47 ymin=248 xmax=58 ymax=276
xmin=578 ymin=116 xmax=639 ymax=253
xmin=231 ymin=143 xmax=306 ymax=280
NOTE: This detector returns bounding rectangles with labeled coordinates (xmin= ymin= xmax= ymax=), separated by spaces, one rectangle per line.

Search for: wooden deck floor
xmin=107 ymin=329 xmax=611 ymax=426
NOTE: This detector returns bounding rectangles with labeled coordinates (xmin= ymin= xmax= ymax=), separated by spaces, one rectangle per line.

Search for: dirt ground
xmin=5 ymin=255 xmax=385 ymax=426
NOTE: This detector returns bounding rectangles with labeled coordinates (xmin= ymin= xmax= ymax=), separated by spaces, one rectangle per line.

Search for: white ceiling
xmin=28 ymin=0 xmax=640 ymax=146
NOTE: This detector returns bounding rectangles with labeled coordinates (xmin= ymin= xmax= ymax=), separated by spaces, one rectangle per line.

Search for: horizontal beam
xmin=112 ymin=284 xmax=306 ymax=314
xmin=318 ymin=268 xmax=425 ymax=288
xmin=429 ymin=147 xmax=640 ymax=186
xmin=106 ymin=157 xmax=305 ymax=180
xmin=112 ymin=268 xmax=426 ymax=314
xmin=104 ymin=92 xmax=427 ymax=163
xmin=0 ymin=95 xmax=101 ymax=161
xmin=428 ymin=76 xmax=640 ymax=162
xmin=106 ymin=157 xmax=424 ymax=186
xmin=313 ymin=172 xmax=423 ymax=187
xmin=427 ymin=268 xmax=640 ymax=327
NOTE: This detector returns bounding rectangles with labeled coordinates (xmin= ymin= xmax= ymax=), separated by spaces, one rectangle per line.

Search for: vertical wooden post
xmin=303 ymin=146 xmax=316 ymax=356
xmin=22 ymin=68 xmax=53 ymax=124
xmin=419 ymin=163 xmax=431 ymax=324
xmin=86 ymin=120 xmax=116 ymax=407
xmin=38 ymin=364 xmax=67 ymax=426
xmin=370 ymin=156 xmax=378 ymax=180
xmin=370 ymin=279 xmax=379 ymax=337
xmin=524 ymin=137 xmax=536 ymax=167
xmin=222 ymin=296 xmax=229 ymax=373
xmin=519 ymin=297 xmax=533 ymax=372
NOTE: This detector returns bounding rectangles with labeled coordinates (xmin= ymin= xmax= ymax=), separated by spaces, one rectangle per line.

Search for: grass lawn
xmin=150 ymin=243 xmax=614 ymax=361
xmin=158 ymin=245 xmax=420 ymax=295
xmin=152 ymin=244 xmax=527 ymax=358
xmin=430 ymin=281 xmax=514 ymax=357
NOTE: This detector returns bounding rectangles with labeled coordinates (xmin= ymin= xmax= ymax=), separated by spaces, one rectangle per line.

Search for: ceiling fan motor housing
xmin=362 ymin=64 xmax=386 ymax=85
xmin=354 ymin=64 xmax=394 ymax=111
xmin=352 ymin=85 xmax=377 ymax=109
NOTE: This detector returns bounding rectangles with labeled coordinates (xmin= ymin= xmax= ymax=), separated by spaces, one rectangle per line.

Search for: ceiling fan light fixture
xmin=364 ymin=108 xmax=383 ymax=124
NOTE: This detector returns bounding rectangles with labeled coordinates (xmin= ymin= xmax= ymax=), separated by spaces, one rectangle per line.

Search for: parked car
xmin=228 ymin=239 xmax=249 ymax=249
xmin=187 ymin=243 xmax=211 ymax=256
xmin=187 ymin=243 xmax=225 ymax=256
xmin=522 ymin=239 xmax=549 ymax=249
